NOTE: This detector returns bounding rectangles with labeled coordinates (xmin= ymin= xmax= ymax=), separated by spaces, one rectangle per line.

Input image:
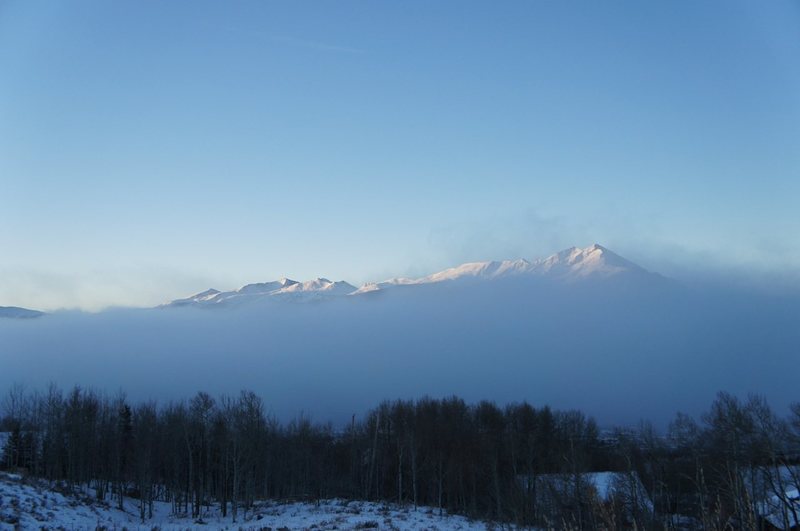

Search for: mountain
xmin=164 ymin=244 xmax=659 ymax=308
xmin=0 ymin=306 xmax=44 ymax=319
xmin=163 ymin=278 xmax=358 ymax=308
xmin=355 ymin=244 xmax=656 ymax=293
xmin=529 ymin=244 xmax=648 ymax=279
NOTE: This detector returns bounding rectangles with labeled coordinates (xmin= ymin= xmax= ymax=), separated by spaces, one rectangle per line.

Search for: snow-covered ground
xmin=0 ymin=472 xmax=488 ymax=530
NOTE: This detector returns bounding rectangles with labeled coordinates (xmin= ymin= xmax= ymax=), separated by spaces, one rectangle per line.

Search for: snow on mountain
xmin=0 ymin=306 xmax=44 ymax=319
xmin=355 ymin=244 xmax=652 ymax=294
xmin=167 ymin=288 xmax=223 ymax=306
xmin=164 ymin=244 xmax=656 ymax=307
xmin=351 ymin=259 xmax=534 ymax=294
xmin=239 ymin=277 xmax=298 ymax=295
xmin=528 ymin=244 xmax=646 ymax=279
xmin=421 ymin=258 xmax=533 ymax=283
xmin=279 ymin=278 xmax=359 ymax=296
xmin=164 ymin=278 xmax=358 ymax=308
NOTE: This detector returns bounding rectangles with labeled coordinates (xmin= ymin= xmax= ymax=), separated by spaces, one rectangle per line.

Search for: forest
xmin=1 ymin=385 xmax=799 ymax=530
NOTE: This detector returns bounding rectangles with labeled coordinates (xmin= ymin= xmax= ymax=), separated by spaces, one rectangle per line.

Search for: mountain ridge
xmin=164 ymin=244 xmax=660 ymax=308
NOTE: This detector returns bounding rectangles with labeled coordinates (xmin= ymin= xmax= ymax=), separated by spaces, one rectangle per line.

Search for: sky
xmin=1 ymin=0 xmax=799 ymax=311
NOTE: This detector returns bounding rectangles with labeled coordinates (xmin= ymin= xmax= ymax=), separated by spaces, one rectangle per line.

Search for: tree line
xmin=1 ymin=385 xmax=799 ymax=530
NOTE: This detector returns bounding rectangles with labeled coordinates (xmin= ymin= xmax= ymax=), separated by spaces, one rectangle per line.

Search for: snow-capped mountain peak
xmin=530 ymin=243 xmax=645 ymax=279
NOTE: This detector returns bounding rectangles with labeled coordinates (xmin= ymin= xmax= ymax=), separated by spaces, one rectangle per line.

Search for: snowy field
xmin=0 ymin=472 xmax=488 ymax=530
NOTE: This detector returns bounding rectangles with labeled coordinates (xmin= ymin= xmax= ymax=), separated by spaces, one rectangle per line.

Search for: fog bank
xmin=1 ymin=277 xmax=797 ymax=427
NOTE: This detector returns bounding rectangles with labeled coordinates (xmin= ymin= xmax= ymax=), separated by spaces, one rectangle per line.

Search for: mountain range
xmin=0 ymin=244 xmax=662 ymax=314
xmin=164 ymin=243 xmax=661 ymax=308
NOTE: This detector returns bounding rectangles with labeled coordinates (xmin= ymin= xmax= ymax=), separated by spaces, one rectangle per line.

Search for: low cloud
xmin=0 ymin=267 xmax=221 ymax=312
xmin=1 ymin=276 xmax=797 ymax=428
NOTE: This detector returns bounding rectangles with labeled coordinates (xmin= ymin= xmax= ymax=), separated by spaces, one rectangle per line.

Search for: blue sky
xmin=1 ymin=1 xmax=798 ymax=310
